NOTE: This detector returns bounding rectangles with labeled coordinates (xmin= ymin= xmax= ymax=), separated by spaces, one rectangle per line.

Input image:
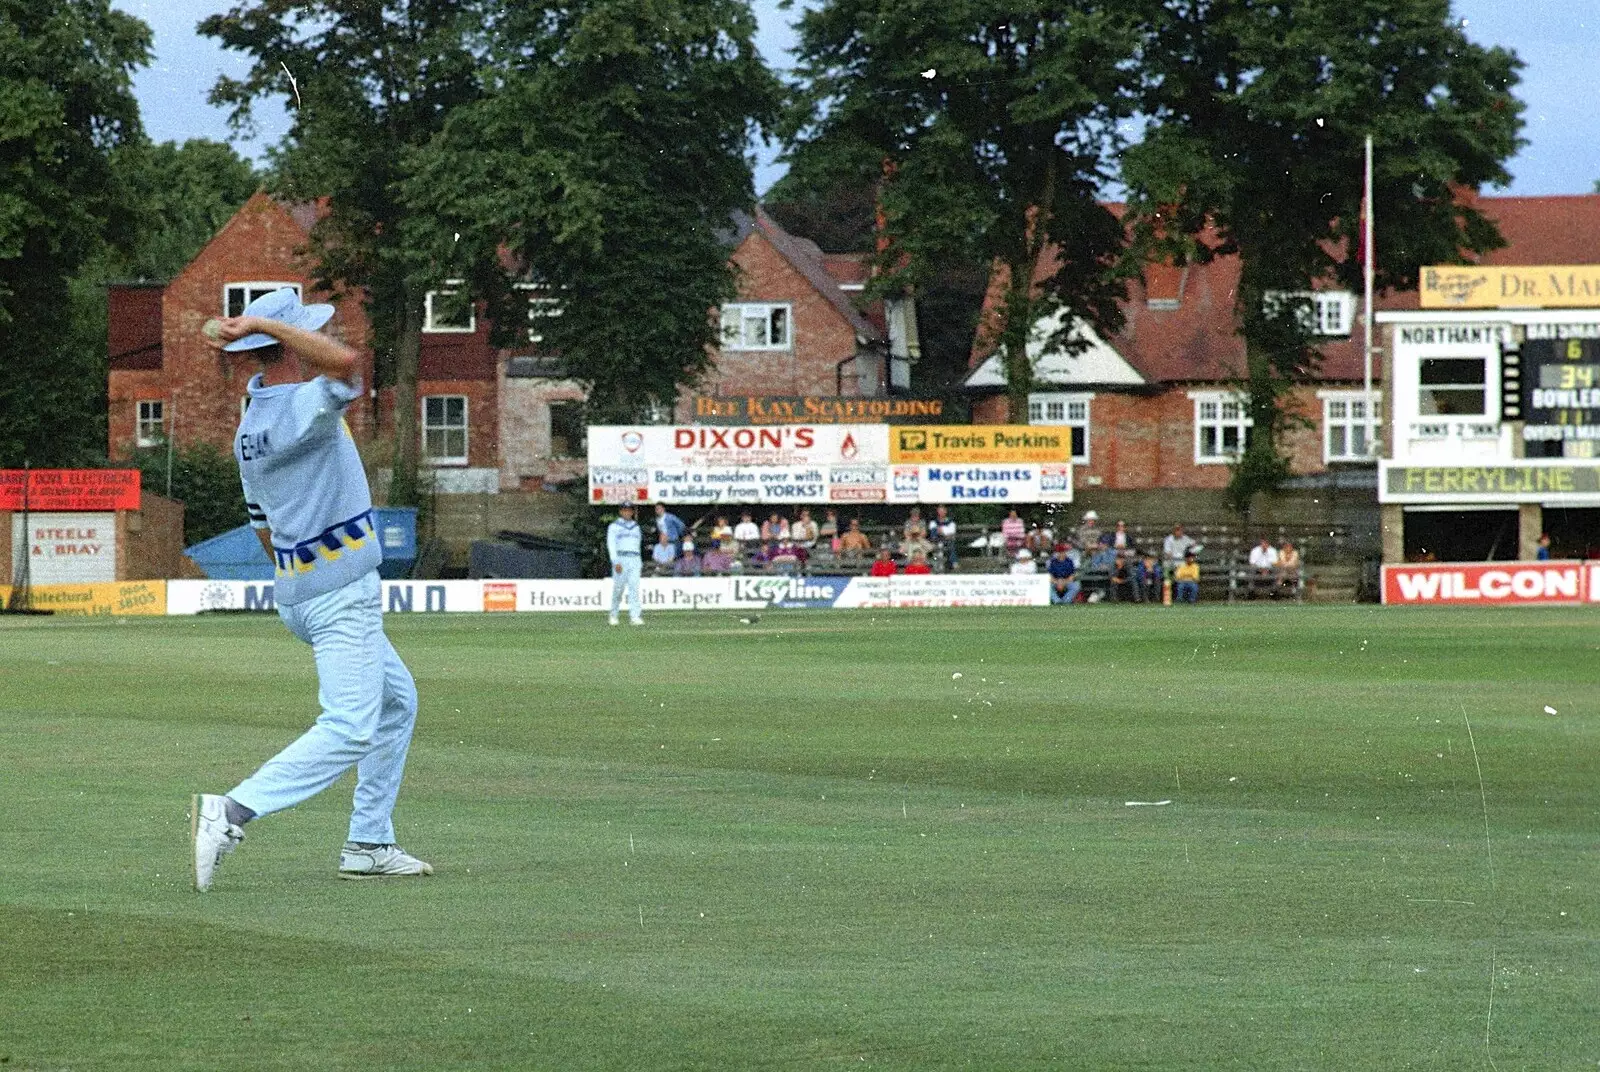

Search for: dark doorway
xmin=1537 ymin=506 xmax=1600 ymax=560
xmin=1403 ymin=510 xmax=1519 ymax=562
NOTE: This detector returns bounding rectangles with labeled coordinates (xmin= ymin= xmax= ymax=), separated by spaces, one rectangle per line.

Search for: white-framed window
xmin=423 ymin=282 xmax=475 ymax=333
xmin=136 ymin=399 xmax=166 ymax=447
xmin=525 ymin=296 xmax=562 ymax=344
xmin=719 ymin=302 xmax=792 ymax=350
xmin=1190 ymin=391 xmax=1252 ymax=463
xmin=224 ymin=281 xmax=300 ymax=318
xmin=1418 ymin=356 xmax=1487 ymax=416
xmin=422 ymin=395 xmax=468 ymax=464
xmin=1263 ymin=290 xmax=1356 ymax=337
xmin=1320 ymin=390 xmax=1381 ymax=462
xmin=1026 ymin=392 xmax=1091 ymax=462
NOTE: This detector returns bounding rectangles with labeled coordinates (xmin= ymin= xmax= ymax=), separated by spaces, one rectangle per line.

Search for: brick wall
xmin=979 ymin=384 xmax=1348 ymax=491
xmin=498 ymin=371 xmax=587 ymax=490
xmin=117 ymin=493 xmax=188 ymax=580
xmin=683 ymin=228 xmax=862 ymax=411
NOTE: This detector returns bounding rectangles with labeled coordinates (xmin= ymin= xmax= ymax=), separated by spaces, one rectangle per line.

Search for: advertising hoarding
xmin=1380 ymin=561 xmax=1600 ymax=605
xmin=887 ymin=464 xmax=1072 ymax=504
xmin=11 ymin=512 xmax=117 ymax=584
xmin=888 ymin=425 xmax=1074 ymax=464
xmin=1420 ymin=265 xmax=1600 ymax=309
xmin=0 ymin=469 xmax=140 ymax=511
xmin=166 ymin=576 xmax=1054 ymax=614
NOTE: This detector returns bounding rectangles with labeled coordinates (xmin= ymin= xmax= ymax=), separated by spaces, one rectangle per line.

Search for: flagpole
xmin=1363 ymin=134 xmax=1376 ymax=455
xmin=1363 ymin=135 xmax=1375 ymax=399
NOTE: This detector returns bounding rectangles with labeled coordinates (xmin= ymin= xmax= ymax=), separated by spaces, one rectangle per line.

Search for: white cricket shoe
xmin=609 ymin=614 xmax=619 ymax=626
xmin=338 ymin=843 xmax=434 ymax=880
xmin=629 ymin=617 xmax=643 ymax=626
xmin=191 ymin=793 xmax=244 ymax=892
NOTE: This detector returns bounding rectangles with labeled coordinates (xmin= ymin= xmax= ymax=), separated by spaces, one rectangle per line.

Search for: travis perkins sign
xmin=692 ymin=395 xmax=945 ymax=424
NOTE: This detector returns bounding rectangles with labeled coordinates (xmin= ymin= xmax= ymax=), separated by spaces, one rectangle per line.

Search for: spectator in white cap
xmin=1076 ymin=510 xmax=1102 ymax=550
xmin=1009 ymin=547 xmax=1038 ymax=575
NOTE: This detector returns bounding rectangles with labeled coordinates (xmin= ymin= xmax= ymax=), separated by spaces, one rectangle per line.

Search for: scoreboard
xmin=1520 ymin=338 xmax=1600 ymax=445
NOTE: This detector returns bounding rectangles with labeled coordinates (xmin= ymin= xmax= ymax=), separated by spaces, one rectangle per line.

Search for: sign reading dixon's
xmin=589 ymin=424 xmax=1075 ymax=504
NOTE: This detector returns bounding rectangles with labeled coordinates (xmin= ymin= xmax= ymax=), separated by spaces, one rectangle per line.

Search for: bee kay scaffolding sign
xmin=587 ymin=425 xmax=1073 ymax=504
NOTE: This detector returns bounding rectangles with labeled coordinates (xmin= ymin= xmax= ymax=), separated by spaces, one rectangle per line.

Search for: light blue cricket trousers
xmin=610 ymin=557 xmax=642 ymax=620
xmin=230 ymin=570 xmax=418 ymax=844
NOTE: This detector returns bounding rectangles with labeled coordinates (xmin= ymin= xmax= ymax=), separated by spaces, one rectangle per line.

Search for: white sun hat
xmin=223 ymin=287 xmax=336 ymax=351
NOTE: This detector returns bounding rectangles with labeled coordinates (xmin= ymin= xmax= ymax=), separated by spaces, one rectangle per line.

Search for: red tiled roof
xmin=981 ymin=193 xmax=1600 ymax=386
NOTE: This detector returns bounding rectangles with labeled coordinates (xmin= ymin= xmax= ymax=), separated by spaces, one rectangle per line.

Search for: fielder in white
xmin=607 ymin=502 xmax=644 ymax=625
xmin=191 ymin=288 xmax=432 ymax=891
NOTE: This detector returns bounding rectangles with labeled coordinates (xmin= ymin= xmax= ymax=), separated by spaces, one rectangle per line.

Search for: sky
xmin=115 ymin=0 xmax=1599 ymax=197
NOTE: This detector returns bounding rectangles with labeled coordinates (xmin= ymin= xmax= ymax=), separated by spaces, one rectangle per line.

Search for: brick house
xmin=107 ymin=198 xmax=909 ymax=500
xmin=682 ymin=207 xmax=916 ymax=418
xmin=107 ymin=192 xmax=586 ymax=493
xmin=965 ymin=195 xmax=1578 ymax=502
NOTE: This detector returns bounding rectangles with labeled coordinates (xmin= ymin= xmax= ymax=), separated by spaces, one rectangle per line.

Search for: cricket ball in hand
xmin=202 ymin=318 xmax=224 ymax=342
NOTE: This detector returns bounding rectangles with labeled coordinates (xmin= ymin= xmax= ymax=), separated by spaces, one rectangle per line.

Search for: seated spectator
xmin=1076 ymin=510 xmax=1102 ymax=550
xmin=819 ymin=508 xmax=840 ymax=550
xmin=1247 ymin=536 xmax=1279 ymax=599
xmin=1275 ymin=540 xmax=1301 ymax=597
xmin=732 ymin=510 xmax=760 ymax=548
xmin=904 ymin=549 xmax=933 ymax=575
xmin=1047 ymin=543 xmax=1080 ymax=605
xmin=1088 ymin=540 xmax=1117 ymax=573
xmin=791 ymin=508 xmax=819 ymax=547
xmin=769 ymin=539 xmax=802 ymax=573
xmin=701 ymin=539 xmax=735 ymax=575
xmin=1112 ymin=519 xmax=1130 ymax=550
xmin=1001 ymin=508 xmax=1026 ymax=554
xmin=674 ymin=536 xmax=701 ymax=577
xmin=1010 ymin=548 xmax=1038 ymax=575
xmin=1134 ymin=552 xmax=1163 ymax=604
xmin=1536 ymin=532 xmax=1552 ymax=560
xmin=929 ymin=505 xmax=958 ymax=569
xmin=839 ymin=518 xmax=872 ymax=558
xmin=903 ymin=507 xmax=928 ymax=542
xmin=1025 ymin=523 xmax=1048 ymax=556
xmin=650 ymin=530 xmax=676 ymax=571
xmin=868 ymin=546 xmax=898 ymax=577
xmin=901 ymin=530 xmax=934 ymax=562
xmin=1163 ymin=523 xmax=1196 ymax=571
xmin=761 ymin=511 xmax=790 ymax=542
xmin=709 ymin=515 xmax=734 ymax=545
xmin=1174 ymin=550 xmax=1200 ymax=603
xmin=1109 ymin=553 xmax=1135 ymax=602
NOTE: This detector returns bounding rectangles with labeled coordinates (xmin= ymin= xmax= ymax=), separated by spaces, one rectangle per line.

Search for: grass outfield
xmin=0 ymin=605 xmax=1595 ymax=1070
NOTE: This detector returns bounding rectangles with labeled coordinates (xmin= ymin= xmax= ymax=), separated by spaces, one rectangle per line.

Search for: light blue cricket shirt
xmin=236 ymin=373 xmax=381 ymax=605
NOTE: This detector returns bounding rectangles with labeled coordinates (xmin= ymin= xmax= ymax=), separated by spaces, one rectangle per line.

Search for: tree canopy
xmin=401 ymin=0 xmax=781 ymax=423
xmin=0 ymin=0 xmax=149 ymax=466
xmin=780 ymin=0 xmax=1145 ymax=416
xmin=202 ymin=0 xmax=486 ymax=504
xmin=1122 ymin=0 xmax=1524 ymax=509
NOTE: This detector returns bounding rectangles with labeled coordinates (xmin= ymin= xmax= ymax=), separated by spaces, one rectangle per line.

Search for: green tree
xmin=1122 ymin=0 xmax=1523 ymax=513
xmin=63 ymin=139 xmax=259 ymax=467
xmin=129 ymin=440 xmax=249 ymax=546
xmin=108 ymin=139 xmax=260 ymax=281
xmin=201 ymin=0 xmax=485 ymax=505
xmin=0 ymin=0 xmax=149 ymax=467
xmin=780 ymin=0 xmax=1144 ymax=418
xmin=401 ymin=0 xmax=781 ymax=422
